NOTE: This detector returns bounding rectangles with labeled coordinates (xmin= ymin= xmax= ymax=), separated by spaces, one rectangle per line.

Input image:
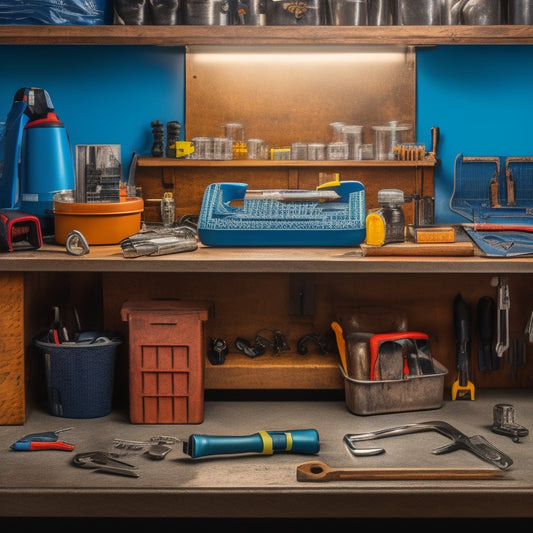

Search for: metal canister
xmin=461 ymin=0 xmax=502 ymax=25
xmin=441 ymin=0 xmax=468 ymax=25
xmin=392 ymin=0 xmax=441 ymax=25
xmin=508 ymin=0 xmax=533 ymax=25
xmin=365 ymin=189 xmax=405 ymax=246
xmin=367 ymin=0 xmax=391 ymax=25
xmin=232 ymin=0 xmax=266 ymax=25
xmin=328 ymin=0 xmax=368 ymax=26
xmin=161 ymin=192 xmax=176 ymax=227
xmin=185 ymin=0 xmax=230 ymax=25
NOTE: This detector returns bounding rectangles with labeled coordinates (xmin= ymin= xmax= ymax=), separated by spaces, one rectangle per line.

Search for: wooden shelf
xmin=1 ymin=25 xmax=533 ymax=46
xmin=205 ymin=351 xmax=343 ymax=389
xmin=137 ymin=156 xmax=437 ymax=167
xmin=4 ymin=242 xmax=533 ymax=274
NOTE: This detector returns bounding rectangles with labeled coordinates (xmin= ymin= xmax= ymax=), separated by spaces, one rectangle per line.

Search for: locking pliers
xmin=344 ymin=420 xmax=513 ymax=470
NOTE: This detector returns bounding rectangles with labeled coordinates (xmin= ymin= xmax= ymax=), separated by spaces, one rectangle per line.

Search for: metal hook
xmin=343 ymin=434 xmax=385 ymax=456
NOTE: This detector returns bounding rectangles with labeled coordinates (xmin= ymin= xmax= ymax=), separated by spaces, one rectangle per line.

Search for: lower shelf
xmin=205 ymin=352 xmax=342 ymax=389
xmin=2 ymin=390 xmax=533 ymax=519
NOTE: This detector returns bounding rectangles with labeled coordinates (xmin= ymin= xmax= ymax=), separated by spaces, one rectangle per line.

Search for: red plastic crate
xmin=121 ymin=300 xmax=213 ymax=424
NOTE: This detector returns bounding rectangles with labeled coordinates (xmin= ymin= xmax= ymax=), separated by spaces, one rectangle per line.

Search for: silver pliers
xmin=72 ymin=451 xmax=139 ymax=478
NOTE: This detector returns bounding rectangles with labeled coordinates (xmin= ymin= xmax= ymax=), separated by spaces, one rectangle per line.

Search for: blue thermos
xmin=0 ymin=87 xmax=75 ymax=236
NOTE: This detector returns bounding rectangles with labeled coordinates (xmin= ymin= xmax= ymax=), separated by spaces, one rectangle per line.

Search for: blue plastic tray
xmin=197 ymin=181 xmax=366 ymax=246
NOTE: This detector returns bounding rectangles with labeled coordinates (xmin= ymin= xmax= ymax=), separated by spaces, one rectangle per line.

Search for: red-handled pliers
xmin=10 ymin=428 xmax=75 ymax=451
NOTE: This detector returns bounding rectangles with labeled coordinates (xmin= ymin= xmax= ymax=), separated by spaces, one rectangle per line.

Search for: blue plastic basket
xmin=34 ymin=335 xmax=121 ymax=419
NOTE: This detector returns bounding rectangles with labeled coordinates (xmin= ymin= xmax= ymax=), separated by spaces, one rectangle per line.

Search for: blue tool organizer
xmin=451 ymin=154 xmax=533 ymax=257
xmin=197 ymin=181 xmax=366 ymax=246
xmin=450 ymin=154 xmax=533 ymax=221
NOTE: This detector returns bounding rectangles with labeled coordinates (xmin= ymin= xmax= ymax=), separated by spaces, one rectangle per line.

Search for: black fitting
xmin=207 ymin=337 xmax=228 ymax=365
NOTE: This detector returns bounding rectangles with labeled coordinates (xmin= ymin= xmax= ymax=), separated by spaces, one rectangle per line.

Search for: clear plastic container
xmin=212 ymin=137 xmax=233 ymax=160
xmin=329 ymin=121 xmax=346 ymax=142
xmin=307 ymin=142 xmax=326 ymax=160
xmin=372 ymin=122 xmax=412 ymax=160
xmin=246 ymin=138 xmax=268 ymax=160
xmin=341 ymin=125 xmax=364 ymax=159
xmin=327 ymin=141 xmax=349 ymax=160
xmin=191 ymin=136 xmax=213 ymax=160
xmin=224 ymin=122 xmax=244 ymax=141
xmin=291 ymin=142 xmax=308 ymax=160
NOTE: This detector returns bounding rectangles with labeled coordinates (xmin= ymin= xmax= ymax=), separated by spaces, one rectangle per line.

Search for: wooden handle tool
xmin=296 ymin=461 xmax=504 ymax=482
xmin=330 ymin=321 xmax=348 ymax=374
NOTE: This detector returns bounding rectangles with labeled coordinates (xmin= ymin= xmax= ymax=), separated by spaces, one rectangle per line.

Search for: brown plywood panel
xmin=185 ymin=45 xmax=415 ymax=147
xmin=104 ymin=272 xmax=533 ymax=392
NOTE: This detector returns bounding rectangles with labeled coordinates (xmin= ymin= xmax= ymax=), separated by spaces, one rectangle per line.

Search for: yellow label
xmin=172 ymin=141 xmax=194 ymax=158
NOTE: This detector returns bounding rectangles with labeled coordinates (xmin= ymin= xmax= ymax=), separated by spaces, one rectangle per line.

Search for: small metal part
xmin=65 ymin=230 xmax=90 ymax=256
xmin=73 ymin=451 xmax=139 ymax=477
xmin=207 ymin=337 xmax=228 ymax=365
xmin=297 ymin=333 xmax=328 ymax=355
xmin=343 ymin=434 xmax=385 ymax=456
xmin=492 ymin=403 xmax=529 ymax=443
xmin=147 ymin=444 xmax=172 ymax=460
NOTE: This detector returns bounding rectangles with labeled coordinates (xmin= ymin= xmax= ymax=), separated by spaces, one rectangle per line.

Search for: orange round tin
xmin=53 ymin=197 xmax=144 ymax=245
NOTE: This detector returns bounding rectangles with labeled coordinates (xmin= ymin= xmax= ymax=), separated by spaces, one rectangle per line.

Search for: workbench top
xmin=1 ymin=389 xmax=533 ymax=519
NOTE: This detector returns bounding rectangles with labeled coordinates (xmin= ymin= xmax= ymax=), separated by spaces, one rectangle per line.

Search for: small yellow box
xmin=270 ymin=147 xmax=291 ymax=160
xmin=409 ymin=225 xmax=455 ymax=244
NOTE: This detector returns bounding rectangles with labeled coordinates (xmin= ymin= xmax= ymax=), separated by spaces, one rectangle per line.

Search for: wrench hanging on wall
xmin=495 ymin=276 xmax=510 ymax=359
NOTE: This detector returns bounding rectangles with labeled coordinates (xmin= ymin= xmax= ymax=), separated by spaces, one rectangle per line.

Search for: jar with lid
xmin=365 ymin=189 xmax=405 ymax=246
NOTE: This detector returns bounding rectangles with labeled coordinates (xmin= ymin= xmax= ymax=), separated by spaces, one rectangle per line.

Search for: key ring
xmin=66 ymin=230 xmax=90 ymax=256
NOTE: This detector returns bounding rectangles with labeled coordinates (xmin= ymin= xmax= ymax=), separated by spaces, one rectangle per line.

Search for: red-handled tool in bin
xmin=10 ymin=428 xmax=75 ymax=451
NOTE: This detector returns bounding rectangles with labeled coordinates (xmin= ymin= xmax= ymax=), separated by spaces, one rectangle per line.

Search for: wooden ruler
xmin=360 ymin=241 xmax=474 ymax=257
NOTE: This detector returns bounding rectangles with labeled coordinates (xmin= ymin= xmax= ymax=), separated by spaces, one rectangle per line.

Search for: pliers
xmin=10 ymin=428 xmax=75 ymax=451
xmin=72 ymin=451 xmax=139 ymax=477
xmin=48 ymin=306 xmax=69 ymax=344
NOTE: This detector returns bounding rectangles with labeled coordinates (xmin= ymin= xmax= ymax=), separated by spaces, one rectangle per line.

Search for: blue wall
xmin=1 ymin=43 xmax=531 ymax=223
xmin=0 ymin=45 xmax=185 ymax=180
xmin=417 ymin=45 xmax=533 ymax=223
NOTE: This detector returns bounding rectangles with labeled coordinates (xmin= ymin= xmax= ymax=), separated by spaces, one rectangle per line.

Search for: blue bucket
xmin=34 ymin=334 xmax=122 ymax=419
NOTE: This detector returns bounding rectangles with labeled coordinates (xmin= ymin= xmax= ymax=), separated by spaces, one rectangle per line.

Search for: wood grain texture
xmin=0 ymin=272 xmax=25 ymax=424
xmin=360 ymin=241 xmax=475 ymax=256
xmin=0 ymin=25 xmax=532 ymax=46
xmin=296 ymin=461 xmax=504 ymax=482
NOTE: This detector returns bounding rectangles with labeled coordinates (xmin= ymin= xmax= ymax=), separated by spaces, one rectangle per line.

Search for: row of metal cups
xmin=114 ymin=0 xmax=533 ymax=26
xmin=331 ymin=0 xmax=530 ymax=26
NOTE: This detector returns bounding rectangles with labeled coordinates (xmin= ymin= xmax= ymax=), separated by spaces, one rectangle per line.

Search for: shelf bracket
xmin=289 ymin=273 xmax=315 ymax=317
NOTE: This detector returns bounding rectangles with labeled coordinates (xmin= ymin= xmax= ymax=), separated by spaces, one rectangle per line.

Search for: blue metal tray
xmin=197 ymin=181 xmax=366 ymax=246
xmin=450 ymin=154 xmax=533 ymax=221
